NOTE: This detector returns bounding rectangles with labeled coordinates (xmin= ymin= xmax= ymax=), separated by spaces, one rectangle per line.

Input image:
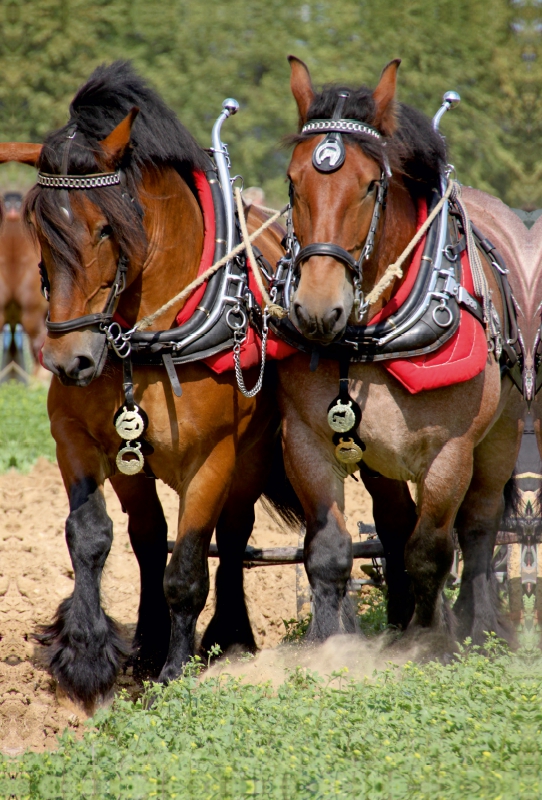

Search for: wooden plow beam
xmin=166 ymin=527 xmax=529 ymax=565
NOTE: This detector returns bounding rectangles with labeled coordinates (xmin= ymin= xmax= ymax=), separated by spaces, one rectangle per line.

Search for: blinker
xmin=312 ymin=91 xmax=349 ymax=174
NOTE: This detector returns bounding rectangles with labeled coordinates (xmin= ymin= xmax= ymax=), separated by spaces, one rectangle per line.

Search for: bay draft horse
xmin=2 ymin=61 xmax=297 ymax=711
xmin=277 ymin=57 xmax=527 ymax=652
xmin=0 ymin=191 xmax=47 ymax=375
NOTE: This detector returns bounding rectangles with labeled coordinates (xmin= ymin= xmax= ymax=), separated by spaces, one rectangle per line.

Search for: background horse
xmin=3 ymin=62 xmax=298 ymax=711
xmin=0 ymin=191 xmax=47 ymax=376
xmin=278 ymin=56 xmax=526 ymax=652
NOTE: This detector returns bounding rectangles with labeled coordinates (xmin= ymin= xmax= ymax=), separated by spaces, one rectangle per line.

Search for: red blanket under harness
xmin=366 ymin=200 xmax=488 ymax=393
xmin=175 ymin=170 xmax=294 ymax=372
xmin=183 ymin=176 xmax=487 ymax=393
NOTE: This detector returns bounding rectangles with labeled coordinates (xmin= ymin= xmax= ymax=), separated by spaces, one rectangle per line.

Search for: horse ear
xmin=288 ymin=55 xmax=315 ymax=125
xmin=0 ymin=143 xmax=42 ymax=165
xmin=98 ymin=107 xmax=139 ymax=167
xmin=372 ymin=59 xmax=401 ymax=136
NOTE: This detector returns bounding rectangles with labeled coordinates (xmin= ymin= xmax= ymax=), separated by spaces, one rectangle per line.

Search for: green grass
xmin=0 ymin=384 xmax=535 ymax=799
xmin=0 ymin=381 xmax=55 ymax=470
xmin=3 ymin=638 xmax=538 ymax=800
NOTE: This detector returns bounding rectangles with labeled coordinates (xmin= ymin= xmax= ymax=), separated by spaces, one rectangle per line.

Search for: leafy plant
xmin=3 ymin=647 xmax=538 ymax=799
xmin=0 ymin=381 xmax=55 ymax=471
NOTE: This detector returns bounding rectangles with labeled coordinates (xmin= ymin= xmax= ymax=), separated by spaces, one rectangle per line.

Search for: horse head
xmin=286 ymin=57 xmax=434 ymax=344
xmin=1 ymin=62 xmax=207 ymax=386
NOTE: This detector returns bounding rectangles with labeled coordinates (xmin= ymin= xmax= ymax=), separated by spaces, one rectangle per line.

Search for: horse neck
xmin=118 ymin=166 xmax=204 ymax=329
xmin=363 ymin=179 xmax=418 ymax=314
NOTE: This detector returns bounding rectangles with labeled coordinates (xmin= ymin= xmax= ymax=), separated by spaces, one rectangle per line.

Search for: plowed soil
xmin=0 ymin=460 xmax=374 ymax=753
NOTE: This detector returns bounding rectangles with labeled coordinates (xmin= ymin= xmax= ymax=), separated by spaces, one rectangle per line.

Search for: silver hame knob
xmin=222 ymin=98 xmax=240 ymax=117
xmin=443 ymin=91 xmax=461 ymax=109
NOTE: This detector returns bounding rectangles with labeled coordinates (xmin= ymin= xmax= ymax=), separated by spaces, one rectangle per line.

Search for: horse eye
xmin=366 ymin=181 xmax=377 ymax=195
xmin=99 ymin=224 xmax=112 ymax=240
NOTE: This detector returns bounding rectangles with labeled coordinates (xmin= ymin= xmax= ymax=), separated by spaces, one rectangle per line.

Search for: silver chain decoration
xmin=301 ymin=119 xmax=382 ymax=139
xmin=37 ymin=170 xmax=121 ymax=189
xmin=233 ymin=310 xmax=269 ymax=398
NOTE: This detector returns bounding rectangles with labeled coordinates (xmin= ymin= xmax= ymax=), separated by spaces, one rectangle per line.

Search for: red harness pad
xmin=130 ymin=175 xmax=487 ymax=388
xmin=366 ymin=203 xmax=488 ymax=393
xmin=173 ymin=170 xmax=296 ymax=373
xmin=204 ymin=267 xmax=296 ymax=373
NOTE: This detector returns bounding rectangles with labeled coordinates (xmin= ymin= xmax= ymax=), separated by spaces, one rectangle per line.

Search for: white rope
xmin=134 ymin=201 xmax=288 ymax=331
xmin=364 ymin=179 xmax=455 ymax=307
xmin=234 ymin=188 xmax=288 ymax=319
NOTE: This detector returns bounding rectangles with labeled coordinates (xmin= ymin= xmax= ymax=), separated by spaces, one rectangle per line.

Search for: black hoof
xmin=200 ymin=616 xmax=257 ymax=659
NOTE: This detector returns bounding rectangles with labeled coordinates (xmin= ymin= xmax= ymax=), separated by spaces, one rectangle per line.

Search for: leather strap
xmin=295 ymin=242 xmax=359 ymax=274
xmin=45 ymin=253 xmax=128 ymax=334
xmin=46 ymin=311 xmax=114 ymax=334
xmin=122 ymin=356 xmax=135 ymax=410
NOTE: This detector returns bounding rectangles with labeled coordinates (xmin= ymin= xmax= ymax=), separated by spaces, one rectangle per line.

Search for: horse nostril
xmin=77 ymin=356 xmax=93 ymax=372
xmin=293 ymin=302 xmax=308 ymax=326
xmin=322 ymin=306 xmax=345 ymax=334
xmin=65 ymin=355 xmax=95 ymax=379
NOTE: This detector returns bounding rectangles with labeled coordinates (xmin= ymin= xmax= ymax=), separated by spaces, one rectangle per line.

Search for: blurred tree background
xmin=0 ymin=0 xmax=539 ymax=207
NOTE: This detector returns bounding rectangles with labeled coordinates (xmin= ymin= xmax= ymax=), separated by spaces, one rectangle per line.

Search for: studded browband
xmin=37 ymin=125 xmax=130 ymax=335
xmin=301 ymin=119 xmax=382 ymax=139
xmin=37 ymin=171 xmax=121 ymax=189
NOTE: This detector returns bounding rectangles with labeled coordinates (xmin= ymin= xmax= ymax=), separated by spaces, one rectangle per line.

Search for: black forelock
xmin=286 ymin=83 xmax=447 ymax=196
xmin=25 ymin=61 xmax=209 ymax=278
xmin=40 ymin=60 xmax=208 ymax=177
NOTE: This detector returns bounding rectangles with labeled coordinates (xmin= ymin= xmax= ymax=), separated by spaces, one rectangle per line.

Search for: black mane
xmin=26 ymin=61 xmax=209 ymax=275
xmin=287 ymin=83 xmax=446 ymax=197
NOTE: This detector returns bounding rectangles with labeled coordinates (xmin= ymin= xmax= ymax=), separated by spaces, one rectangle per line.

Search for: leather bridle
xmin=44 ymin=253 xmax=128 ymax=335
xmin=37 ymin=124 xmax=132 ymax=340
xmin=292 ymin=175 xmax=387 ymax=320
xmin=287 ymin=96 xmax=390 ymax=320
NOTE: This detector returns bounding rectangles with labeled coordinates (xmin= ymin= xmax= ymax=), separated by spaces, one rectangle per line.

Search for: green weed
xmin=0 ymin=381 xmax=55 ymax=471
xmin=3 ymin=647 xmax=538 ymax=799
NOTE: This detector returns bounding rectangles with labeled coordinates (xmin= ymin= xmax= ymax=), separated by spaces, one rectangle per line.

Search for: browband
xmin=301 ymin=119 xmax=382 ymax=139
xmin=37 ymin=171 xmax=121 ymax=189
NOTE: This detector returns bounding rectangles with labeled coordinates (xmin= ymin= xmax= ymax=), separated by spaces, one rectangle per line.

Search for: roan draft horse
xmin=273 ymin=57 xmax=527 ymax=652
xmin=1 ymin=62 xmax=295 ymax=710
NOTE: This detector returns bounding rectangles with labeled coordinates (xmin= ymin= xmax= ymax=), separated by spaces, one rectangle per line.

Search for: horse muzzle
xmin=289 ymin=300 xmax=347 ymax=344
xmin=41 ymin=331 xmax=108 ymax=387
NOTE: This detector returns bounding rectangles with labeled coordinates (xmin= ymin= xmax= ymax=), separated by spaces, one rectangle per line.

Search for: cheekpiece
xmin=37 ymin=171 xmax=121 ymax=189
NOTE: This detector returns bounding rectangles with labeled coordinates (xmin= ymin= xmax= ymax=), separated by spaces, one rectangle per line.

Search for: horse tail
xmin=261 ymin=431 xmax=305 ymax=529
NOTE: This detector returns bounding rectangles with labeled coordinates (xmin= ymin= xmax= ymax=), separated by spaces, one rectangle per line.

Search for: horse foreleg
xmin=454 ymin=389 xmax=524 ymax=646
xmin=404 ymin=442 xmax=474 ymax=653
xmin=201 ymin=441 xmax=275 ymax=656
xmin=38 ymin=464 xmax=127 ymax=711
xmin=282 ymin=421 xmax=355 ymax=640
xmin=362 ymin=476 xmax=416 ymax=630
xmin=109 ymin=473 xmax=171 ymax=679
xmin=159 ymin=446 xmax=234 ymax=683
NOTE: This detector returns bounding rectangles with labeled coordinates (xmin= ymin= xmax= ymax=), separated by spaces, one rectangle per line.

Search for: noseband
xmin=288 ymin=94 xmax=390 ymax=320
xmin=37 ymin=125 xmax=132 ymax=342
